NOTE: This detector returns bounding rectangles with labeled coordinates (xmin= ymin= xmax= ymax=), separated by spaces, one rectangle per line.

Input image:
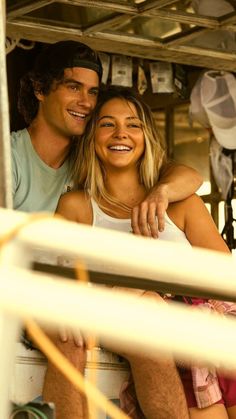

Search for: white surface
xmin=11 ymin=343 xmax=129 ymax=419
xmin=1 ymin=208 xmax=236 ymax=418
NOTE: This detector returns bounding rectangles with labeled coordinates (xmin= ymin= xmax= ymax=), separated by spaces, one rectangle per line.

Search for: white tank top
xmin=91 ymin=198 xmax=191 ymax=246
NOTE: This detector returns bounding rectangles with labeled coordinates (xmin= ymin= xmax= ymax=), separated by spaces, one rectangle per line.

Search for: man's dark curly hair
xmin=18 ymin=40 xmax=103 ymax=125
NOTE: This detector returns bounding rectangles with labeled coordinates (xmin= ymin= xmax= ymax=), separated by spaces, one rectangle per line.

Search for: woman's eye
xmin=128 ymin=123 xmax=142 ymax=129
xmin=100 ymin=122 xmax=114 ymax=127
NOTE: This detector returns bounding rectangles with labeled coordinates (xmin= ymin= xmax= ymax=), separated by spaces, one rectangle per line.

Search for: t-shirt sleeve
xmin=11 ymin=144 xmax=19 ymax=196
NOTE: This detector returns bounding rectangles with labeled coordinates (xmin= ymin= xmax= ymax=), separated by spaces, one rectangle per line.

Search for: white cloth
xmin=209 ymin=138 xmax=233 ymax=199
xmin=91 ymin=197 xmax=191 ymax=245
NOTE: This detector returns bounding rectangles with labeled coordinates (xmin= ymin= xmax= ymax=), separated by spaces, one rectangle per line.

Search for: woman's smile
xmin=95 ymin=97 xmax=145 ymax=169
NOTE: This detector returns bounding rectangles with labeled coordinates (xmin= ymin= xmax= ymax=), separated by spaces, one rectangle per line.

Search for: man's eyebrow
xmin=62 ymin=78 xmax=82 ymax=85
xmin=62 ymin=78 xmax=99 ymax=90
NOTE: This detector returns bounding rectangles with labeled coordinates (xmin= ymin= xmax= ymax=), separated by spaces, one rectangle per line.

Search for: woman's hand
xmin=59 ymin=326 xmax=84 ymax=347
xmin=59 ymin=326 xmax=96 ymax=350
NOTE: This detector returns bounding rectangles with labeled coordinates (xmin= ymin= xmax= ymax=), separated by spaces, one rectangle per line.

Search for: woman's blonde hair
xmin=73 ymin=87 xmax=166 ymax=212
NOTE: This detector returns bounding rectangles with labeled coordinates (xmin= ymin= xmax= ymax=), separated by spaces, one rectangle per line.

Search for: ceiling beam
xmin=57 ymin=0 xmax=137 ymax=14
xmin=138 ymin=0 xmax=176 ymax=13
xmin=6 ymin=19 xmax=236 ymax=72
xmin=218 ymin=10 xmax=236 ymax=26
xmin=48 ymin=0 xmax=224 ymax=29
xmin=83 ymin=13 xmax=131 ymax=34
xmin=163 ymin=27 xmax=211 ymax=47
xmin=8 ymin=0 xmax=222 ymax=30
xmin=224 ymin=24 xmax=236 ymax=32
xmin=7 ymin=0 xmax=55 ymax=19
xmin=146 ymin=9 xmax=219 ymax=28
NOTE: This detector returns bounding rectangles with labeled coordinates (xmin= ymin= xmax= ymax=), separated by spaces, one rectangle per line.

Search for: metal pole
xmin=0 ymin=5 xmax=16 ymax=411
xmin=0 ymin=311 xmax=21 ymax=419
xmin=0 ymin=0 xmax=13 ymax=208
xmin=165 ymin=105 xmax=174 ymax=160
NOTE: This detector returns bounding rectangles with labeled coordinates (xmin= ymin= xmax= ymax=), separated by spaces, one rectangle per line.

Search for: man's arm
xmin=131 ymin=162 xmax=203 ymax=238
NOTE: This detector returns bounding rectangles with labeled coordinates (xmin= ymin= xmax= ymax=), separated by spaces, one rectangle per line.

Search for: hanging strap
xmin=9 ymin=405 xmax=48 ymax=419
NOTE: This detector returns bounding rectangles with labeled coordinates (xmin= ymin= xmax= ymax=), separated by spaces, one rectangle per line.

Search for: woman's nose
xmin=114 ymin=125 xmax=128 ymax=139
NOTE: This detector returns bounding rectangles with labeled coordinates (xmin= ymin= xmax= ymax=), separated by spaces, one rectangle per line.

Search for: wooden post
xmin=0 ymin=0 xmax=13 ymax=209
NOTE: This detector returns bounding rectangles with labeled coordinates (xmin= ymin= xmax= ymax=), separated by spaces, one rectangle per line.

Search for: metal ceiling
xmin=6 ymin=0 xmax=236 ymax=72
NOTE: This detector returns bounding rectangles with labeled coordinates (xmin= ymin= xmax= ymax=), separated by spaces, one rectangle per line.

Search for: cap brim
xmin=212 ymin=124 xmax=236 ymax=150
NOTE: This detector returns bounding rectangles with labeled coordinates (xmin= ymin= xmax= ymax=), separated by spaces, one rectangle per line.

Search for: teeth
xmin=68 ymin=110 xmax=86 ymax=118
xmin=109 ymin=145 xmax=131 ymax=151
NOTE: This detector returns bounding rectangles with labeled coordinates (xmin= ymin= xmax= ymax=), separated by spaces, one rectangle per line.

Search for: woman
xmin=56 ymin=87 xmax=236 ymax=419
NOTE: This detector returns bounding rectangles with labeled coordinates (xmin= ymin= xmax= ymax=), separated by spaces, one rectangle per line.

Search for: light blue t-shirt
xmin=11 ymin=129 xmax=73 ymax=212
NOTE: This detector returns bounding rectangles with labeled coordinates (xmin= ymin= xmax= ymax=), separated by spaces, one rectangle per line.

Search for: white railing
xmin=1 ymin=208 xmax=236 ymax=418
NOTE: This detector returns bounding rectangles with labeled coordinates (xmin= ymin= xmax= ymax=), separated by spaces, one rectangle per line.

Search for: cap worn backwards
xmin=34 ymin=40 xmax=103 ymax=81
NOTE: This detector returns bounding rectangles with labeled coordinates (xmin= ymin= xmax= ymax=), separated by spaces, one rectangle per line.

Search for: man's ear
xmin=33 ymin=82 xmax=44 ymax=101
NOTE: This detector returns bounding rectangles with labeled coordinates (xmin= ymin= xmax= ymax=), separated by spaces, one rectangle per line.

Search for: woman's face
xmin=94 ymin=97 xmax=145 ymax=170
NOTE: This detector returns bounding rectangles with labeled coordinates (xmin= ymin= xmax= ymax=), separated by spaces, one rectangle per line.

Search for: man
xmin=12 ymin=40 xmax=201 ymax=418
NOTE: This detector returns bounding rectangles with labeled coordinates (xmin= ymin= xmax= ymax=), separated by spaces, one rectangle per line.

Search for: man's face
xmin=36 ymin=67 xmax=99 ymax=138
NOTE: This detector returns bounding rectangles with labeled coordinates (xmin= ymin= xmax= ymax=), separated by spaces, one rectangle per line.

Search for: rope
xmin=76 ymin=261 xmax=98 ymax=418
xmin=0 ymin=214 xmax=129 ymax=419
xmin=26 ymin=319 xmax=129 ymax=419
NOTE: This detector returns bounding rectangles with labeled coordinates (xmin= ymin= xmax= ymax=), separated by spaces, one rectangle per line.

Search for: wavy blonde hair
xmin=73 ymin=87 xmax=166 ymax=212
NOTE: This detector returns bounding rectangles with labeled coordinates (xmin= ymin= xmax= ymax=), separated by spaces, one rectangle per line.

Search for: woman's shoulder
xmin=167 ymin=194 xmax=205 ymax=230
xmin=59 ymin=189 xmax=88 ymax=207
xmin=169 ymin=193 xmax=205 ymax=212
xmin=56 ymin=190 xmax=92 ymax=223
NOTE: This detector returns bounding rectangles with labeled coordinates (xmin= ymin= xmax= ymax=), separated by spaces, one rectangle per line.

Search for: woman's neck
xmin=104 ymin=168 xmax=146 ymax=208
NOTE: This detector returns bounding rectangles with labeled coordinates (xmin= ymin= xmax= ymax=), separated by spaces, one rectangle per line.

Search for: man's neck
xmin=27 ymin=120 xmax=72 ymax=169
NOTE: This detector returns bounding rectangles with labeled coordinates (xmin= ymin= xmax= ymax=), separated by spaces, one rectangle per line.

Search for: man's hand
xmin=131 ymin=184 xmax=169 ymax=238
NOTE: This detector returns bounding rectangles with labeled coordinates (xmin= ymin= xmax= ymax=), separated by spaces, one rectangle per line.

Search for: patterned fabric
xmin=119 ymin=299 xmax=236 ymax=414
xmin=192 ymin=366 xmax=222 ymax=408
xmin=119 ymin=374 xmax=145 ymax=419
xmin=208 ymin=299 xmax=236 ymax=315
xmin=192 ymin=300 xmax=236 ymax=408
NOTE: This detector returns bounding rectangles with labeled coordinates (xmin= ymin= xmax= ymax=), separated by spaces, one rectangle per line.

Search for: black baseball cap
xmin=33 ymin=40 xmax=103 ymax=81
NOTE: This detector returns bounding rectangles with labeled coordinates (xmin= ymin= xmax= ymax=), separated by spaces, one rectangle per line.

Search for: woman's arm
xmin=131 ymin=163 xmax=203 ymax=239
xmin=170 ymin=193 xmax=230 ymax=253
